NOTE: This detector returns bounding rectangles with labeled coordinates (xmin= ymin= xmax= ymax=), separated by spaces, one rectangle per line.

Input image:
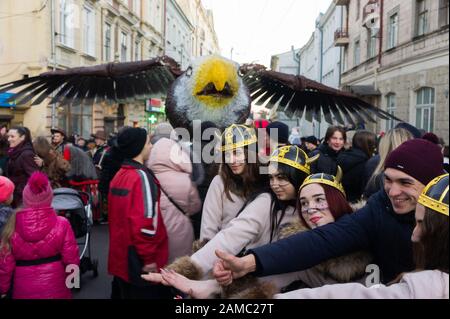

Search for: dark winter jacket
xmin=337 ymin=147 xmax=370 ymax=202
xmin=249 ymin=190 xmax=415 ymax=284
xmin=309 ymin=143 xmax=341 ymax=175
xmin=7 ymin=142 xmax=39 ymax=208
xmin=93 ymin=144 xmax=109 ymax=168
xmin=363 ymin=154 xmax=383 ymax=199
xmin=99 ymin=146 xmax=125 ymax=197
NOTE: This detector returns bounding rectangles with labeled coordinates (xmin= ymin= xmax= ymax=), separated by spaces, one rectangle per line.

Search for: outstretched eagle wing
xmin=0 ymin=56 xmax=182 ymax=106
xmin=240 ymin=64 xmax=400 ymax=126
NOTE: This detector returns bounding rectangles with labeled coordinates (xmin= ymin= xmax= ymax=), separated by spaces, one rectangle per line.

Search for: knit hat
xmin=117 ymin=127 xmax=148 ymax=159
xmin=0 ymin=176 xmax=14 ymax=203
xmin=22 ymin=172 xmax=53 ymax=208
xmin=395 ymin=123 xmax=422 ymax=139
xmin=385 ymin=139 xmax=444 ymax=185
xmin=304 ymin=136 xmax=318 ymax=145
xmin=421 ymin=132 xmax=440 ymax=145
xmin=266 ymin=122 xmax=289 ymax=144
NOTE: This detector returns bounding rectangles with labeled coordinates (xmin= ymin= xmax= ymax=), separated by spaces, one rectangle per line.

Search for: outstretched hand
xmin=142 ymin=269 xmax=217 ymax=299
xmin=214 ymin=250 xmax=255 ymax=283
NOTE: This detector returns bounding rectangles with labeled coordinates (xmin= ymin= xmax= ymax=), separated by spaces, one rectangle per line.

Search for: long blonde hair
xmin=368 ymin=128 xmax=414 ymax=184
xmin=0 ymin=210 xmax=17 ymax=253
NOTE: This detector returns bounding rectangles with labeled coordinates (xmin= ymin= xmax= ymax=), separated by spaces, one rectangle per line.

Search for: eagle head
xmin=166 ymin=55 xmax=251 ymax=131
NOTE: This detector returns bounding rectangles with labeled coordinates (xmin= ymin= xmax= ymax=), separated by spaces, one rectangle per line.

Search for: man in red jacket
xmin=108 ymin=127 xmax=170 ymax=299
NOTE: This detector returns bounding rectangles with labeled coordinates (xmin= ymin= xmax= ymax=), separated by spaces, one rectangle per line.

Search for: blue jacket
xmin=250 ymin=190 xmax=415 ymax=284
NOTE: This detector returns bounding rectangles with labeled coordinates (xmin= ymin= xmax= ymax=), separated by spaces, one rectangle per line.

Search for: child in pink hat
xmin=0 ymin=176 xmax=14 ymax=233
xmin=0 ymin=172 xmax=80 ymax=299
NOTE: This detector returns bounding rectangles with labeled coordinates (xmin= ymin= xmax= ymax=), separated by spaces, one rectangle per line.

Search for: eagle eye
xmin=186 ymin=66 xmax=193 ymax=77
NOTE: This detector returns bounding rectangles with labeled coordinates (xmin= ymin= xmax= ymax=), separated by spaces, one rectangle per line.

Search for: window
xmin=367 ymin=29 xmax=377 ymax=58
xmin=134 ymin=40 xmax=141 ymax=61
xmin=133 ymin=0 xmax=141 ymax=17
xmin=121 ymin=32 xmax=128 ymax=62
xmin=60 ymin=0 xmax=75 ymax=48
xmin=416 ymin=0 xmax=428 ymax=36
xmin=58 ymin=104 xmax=93 ymax=137
xmin=386 ymin=94 xmax=397 ymax=130
xmin=354 ymin=40 xmax=361 ymax=66
xmin=104 ymin=23 xmax=112 ymax=61
xmin=388 ymin=13 xmax=399 ymax=49
xmin=356 ymin=0 xmax=361 ymax=20
xmin=416 ymin=87 xmax=435 ymax=132
xmin=83 ymin=7 xmax=96 ymax=56
xmin=439 ymin=0 xmax=449 ymax=27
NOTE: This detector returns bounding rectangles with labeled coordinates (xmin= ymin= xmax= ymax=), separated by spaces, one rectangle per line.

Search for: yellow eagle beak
xmin=193 ymin=57 xmax=239 ymax=108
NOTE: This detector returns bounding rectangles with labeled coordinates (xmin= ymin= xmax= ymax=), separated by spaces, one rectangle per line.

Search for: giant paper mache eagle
xmin=0 ymin=55 xmax=399 ymax=130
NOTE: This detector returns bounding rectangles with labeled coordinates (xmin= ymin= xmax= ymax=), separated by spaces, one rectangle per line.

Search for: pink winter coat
xmin=147 ymin=138 xmax=201 ymax=263
xmin=0 ymin=207 xmax=80 ymax=299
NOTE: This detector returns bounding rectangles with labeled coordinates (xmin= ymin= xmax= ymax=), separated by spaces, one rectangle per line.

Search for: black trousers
xmin=111 ymin=276 xmax=173 ymax=299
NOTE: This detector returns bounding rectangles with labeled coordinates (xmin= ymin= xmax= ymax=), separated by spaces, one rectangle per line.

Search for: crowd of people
xmin=0 ymin=119 xmax=448 ymax=299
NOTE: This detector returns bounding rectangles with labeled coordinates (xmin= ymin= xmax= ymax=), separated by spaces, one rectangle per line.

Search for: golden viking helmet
xmin=418 ymin=174 xmax=449 ymax=217
xmin=220 ymin=124 xmax=258 ymax=152
xmin=269 ymin=145 xmax=320 ymax=176
xmin=300 ymin=166 xmax=346 ymax=197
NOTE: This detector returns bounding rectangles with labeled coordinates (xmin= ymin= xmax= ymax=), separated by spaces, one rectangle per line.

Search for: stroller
xmin=52 ymin=188 xmax=99 ymax=278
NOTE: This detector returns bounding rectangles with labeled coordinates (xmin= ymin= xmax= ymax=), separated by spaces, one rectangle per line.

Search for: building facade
xmin=165 ymin=0 xmax=194 ymax=70
xmin=175 ymin=0 xmax=220 ymax=58
xmin=269 ymin=2 xmax=343 ymax=139
xmin=336 ymin=0 xmax=449 ymax=142
xmin=0 ymin=0 xmax=220 ymax=137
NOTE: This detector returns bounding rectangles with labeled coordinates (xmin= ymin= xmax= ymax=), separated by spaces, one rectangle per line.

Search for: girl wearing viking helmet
xmin=151 ymin=170 xmax=373 ymax=298
xmin=142 ymin=142 xmax=317 ymax=297
xmin=199 ymin=124 xmax=267 ymax=242
xmin=275 ymin=173 xmax=449 ymax=299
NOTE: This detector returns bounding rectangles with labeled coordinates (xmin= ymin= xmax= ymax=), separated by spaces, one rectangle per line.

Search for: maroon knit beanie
xmin=22 ymin=172 xmax=53 ymax=208
xmin=385 ymin=139 xmax=444 ymax=186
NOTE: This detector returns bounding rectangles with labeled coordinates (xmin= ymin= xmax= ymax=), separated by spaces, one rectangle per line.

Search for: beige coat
xmin=200 ymin=175 xmax=246 ymax=241
xmin=192 ymin=192 xmax=298 ymax=277
xmin=275 ymin=270 xmax=449 ymax=299
xmin=147 ymin=138 xmax=201 ymax=263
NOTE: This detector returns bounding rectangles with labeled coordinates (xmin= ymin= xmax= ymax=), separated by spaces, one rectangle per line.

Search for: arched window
xmin=415 ymin=87 xmax=435 ymax=132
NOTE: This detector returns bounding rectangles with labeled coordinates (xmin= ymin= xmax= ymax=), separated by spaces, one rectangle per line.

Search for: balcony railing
xmin=334 ymin=28 xmax=350 ymax=47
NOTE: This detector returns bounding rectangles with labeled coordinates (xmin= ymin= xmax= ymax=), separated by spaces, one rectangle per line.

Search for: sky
xmin=201 ymin=0 xmax=333 ymax=67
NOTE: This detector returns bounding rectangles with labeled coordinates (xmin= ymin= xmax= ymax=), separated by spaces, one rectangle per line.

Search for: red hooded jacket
xmin=108 ymin=160 xmax=168 ymax=282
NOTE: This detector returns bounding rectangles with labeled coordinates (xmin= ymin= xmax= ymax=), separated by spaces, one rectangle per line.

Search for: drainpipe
xmin=50 ymin=0 xmax=56 ymax=128
xmin=338 ymin=5 xmax=343 ymax=87
xmin=163 ymin=0 xmax=167 ymax=55
xmin=378 ymin=0 xmax=384 ymax=66
xmin=319 ymin=26 xmax=324 ymax=84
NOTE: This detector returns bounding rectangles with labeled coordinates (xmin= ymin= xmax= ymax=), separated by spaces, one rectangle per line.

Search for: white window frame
xmin=416 ymin=0 xmax=428 ymax=36
xmin=121 ymin=31 xmax=129 ymax=62
xmin=104 ymin=22 xmax=112 ymax=62
xmin=133 ymin=0 xmax=141 ymax=17
xmin=83 ymin=6 xmax=96 ymax=57
xmin=416 ymin=87 xmax=435 ymax=132
xmin=134 ymin=40 xmax=141 ymax=61
xmin=388 ymin=13 xmax=399 ymax=49
xmin=60 ymin=0 xmax=75 ymax=48
xmin=367 ymin=29 xmax=377 ymax=58
xmin=386 ymin=94 xmax=397 ymax=130
xmin=354 ymin=40 xmax=361 ymax=66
